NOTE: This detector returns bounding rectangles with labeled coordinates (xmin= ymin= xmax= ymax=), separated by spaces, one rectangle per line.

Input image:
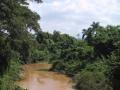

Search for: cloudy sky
xmin=28 ymin=0 xmax=120 ymax=37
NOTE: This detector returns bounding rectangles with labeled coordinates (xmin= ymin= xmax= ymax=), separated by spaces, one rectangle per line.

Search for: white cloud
xmin=28 ymin=0 xmax=120 ymax=37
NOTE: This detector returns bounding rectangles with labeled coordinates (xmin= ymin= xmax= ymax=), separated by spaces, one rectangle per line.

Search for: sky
xmin=28 ymin=0 xmax=120 ymax=37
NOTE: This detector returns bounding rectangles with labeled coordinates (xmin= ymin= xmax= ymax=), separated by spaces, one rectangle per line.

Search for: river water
xmin=17 ymin=63 xmax=75 ymax=90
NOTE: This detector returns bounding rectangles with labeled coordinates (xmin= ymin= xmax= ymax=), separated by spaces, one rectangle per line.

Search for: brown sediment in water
xmin=17 ymin=63 xmax=75 ymax=90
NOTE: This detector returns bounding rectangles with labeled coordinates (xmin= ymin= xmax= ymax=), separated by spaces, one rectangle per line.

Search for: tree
xmin=0 ymin=0 xmax=42 ymax=63
xmin=0 ymin=0 xmax=42 ymax=89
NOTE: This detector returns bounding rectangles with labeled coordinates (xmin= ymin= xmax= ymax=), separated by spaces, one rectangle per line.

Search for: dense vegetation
xmin=0 ymin=0 xmax=120 ymax=90
xmin=35 ymin=23 xmax=120 ymax=90
xmin=0 ymin=0 xmax=41 ymax=89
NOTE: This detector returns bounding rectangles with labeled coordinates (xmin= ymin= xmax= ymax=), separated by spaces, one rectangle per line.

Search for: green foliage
xmin=0 ymin=0 xmax=41 ymax=63
xmin=74 ymin=59 xmax=113 ymax=90
xmin=0 ymin=52 xmax=22 ymax=90
xmin=0 ymin=36 xmax=11 ymax=74
xmin=0 ymin=0 xmax=42 ymax=89
xmin=41 ymin=22 xmax=120 ymax=90
xmin=75 ymin=71 xmax=112 ymax=90
xmin=31 ymin=49 xmax=50 ymax=62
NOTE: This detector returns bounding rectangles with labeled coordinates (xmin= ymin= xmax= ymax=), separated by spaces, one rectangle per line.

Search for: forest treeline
xmin=37 ymin=23 xmax=120 ymax=90
xmin=0 ymin=0 xmax=120 ymax=90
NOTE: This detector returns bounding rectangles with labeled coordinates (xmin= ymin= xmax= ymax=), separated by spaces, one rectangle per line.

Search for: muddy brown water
xmin=17 ymin=63 xmax=75 ymax=90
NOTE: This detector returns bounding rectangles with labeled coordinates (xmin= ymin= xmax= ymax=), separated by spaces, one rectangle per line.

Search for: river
xmin=17 ymin=63 xmax=75 ymax=90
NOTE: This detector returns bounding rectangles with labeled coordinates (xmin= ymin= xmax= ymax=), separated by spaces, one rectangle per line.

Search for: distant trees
xmin=41 ymin=22 xmax=120 ymax=90
xmin=82 ymin=22 xmax=119 ymax=58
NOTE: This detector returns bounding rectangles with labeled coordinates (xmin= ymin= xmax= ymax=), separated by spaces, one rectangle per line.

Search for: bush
xmin=74 ymin=71 xmax=112 ymax=90
xmin=31 ymin=49 xmax=49 ymax=62
xmin=0 ymin=52 xmax=23 ymax=90
xmin=74 ymin=61 xmax=112 ymax=90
